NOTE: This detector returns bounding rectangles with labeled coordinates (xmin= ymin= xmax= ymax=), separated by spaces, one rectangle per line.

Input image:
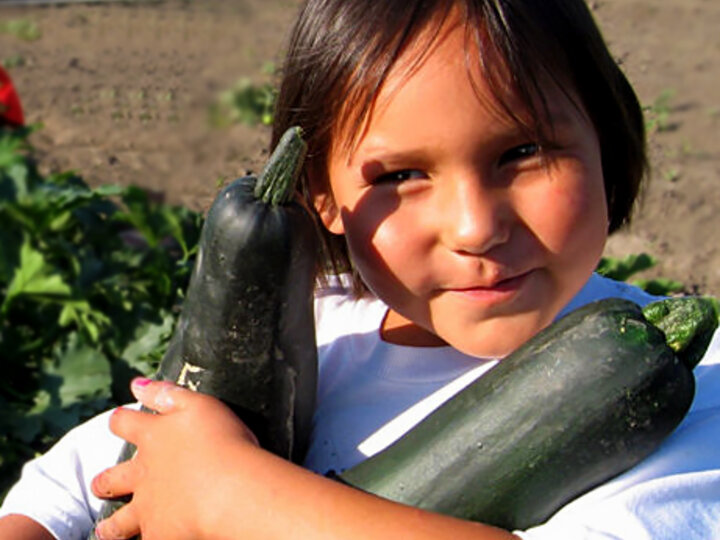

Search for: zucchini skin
xmin=89 ymin=127 xmax=317 ymax=540
xmin=158 ymin=173 xmax=318 ymax=462
xmin=339 ymin=297 xmax=717 ymax=531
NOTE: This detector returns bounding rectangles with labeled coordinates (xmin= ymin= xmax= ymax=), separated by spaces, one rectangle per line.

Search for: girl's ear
xmin=308 ymin=168 xmax=345 ymax=235
xmin=312 ymin=191 xmax=345 ymax=235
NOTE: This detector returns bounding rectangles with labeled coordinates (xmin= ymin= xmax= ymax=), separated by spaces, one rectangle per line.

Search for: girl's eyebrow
xmin=351 ymin=144 xmax=431 ymax=167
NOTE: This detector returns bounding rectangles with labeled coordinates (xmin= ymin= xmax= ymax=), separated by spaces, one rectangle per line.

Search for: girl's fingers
xmin=94 ymin=501 xmax=141 ymax=540
xmin=91 ymin=459 xmax=139 ymax=500
xmin=129 ymin=377 xmax=189 ymax=414
xmin=107 ymin=406 xmax=154 ymax=445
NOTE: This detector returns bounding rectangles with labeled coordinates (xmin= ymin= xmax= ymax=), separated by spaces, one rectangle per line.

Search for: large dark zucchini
xmin=89 ymin=127 xmax=317 ymax=540
xmin=339 ymin=296 xmax=718 ymax=531
xmin=153 ymin=126 xmax=317 ymax=461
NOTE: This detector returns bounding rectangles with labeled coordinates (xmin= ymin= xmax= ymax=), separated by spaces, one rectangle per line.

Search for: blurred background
xmin=1 ymin=0 xmax=298 ymax=211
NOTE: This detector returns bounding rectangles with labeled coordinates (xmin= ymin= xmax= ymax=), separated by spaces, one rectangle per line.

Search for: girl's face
xmin=313 ymin=20 xmax=609 ymax=358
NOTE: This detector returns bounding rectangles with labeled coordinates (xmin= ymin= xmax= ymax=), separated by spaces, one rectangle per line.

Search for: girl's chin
xmin=441 ymin=314 xmax=555 ymax=359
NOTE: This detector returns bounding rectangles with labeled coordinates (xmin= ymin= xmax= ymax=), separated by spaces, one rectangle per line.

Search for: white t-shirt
xmin=2 ymin=273 xmax=720 ymax=539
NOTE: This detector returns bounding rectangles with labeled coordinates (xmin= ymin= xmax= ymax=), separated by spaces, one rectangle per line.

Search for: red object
xmin=0 ymin=66 xmax=25 ymax=127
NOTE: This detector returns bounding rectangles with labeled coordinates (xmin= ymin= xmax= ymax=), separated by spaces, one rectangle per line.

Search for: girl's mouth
xmin=446 ymin=270 xmax=534 ymax=304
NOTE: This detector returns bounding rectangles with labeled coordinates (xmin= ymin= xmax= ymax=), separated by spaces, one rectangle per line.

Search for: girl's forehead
xmin=381 ymin=17 xmax=510 ymax=113
xmin=336 ymin=20 xmax=529 ymax=155
xmin=329 ymin=5 xmax=588 ymax=165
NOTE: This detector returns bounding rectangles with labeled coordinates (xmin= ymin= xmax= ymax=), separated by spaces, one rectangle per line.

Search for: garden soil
xmin=1 ymin=0 xmax=719 ymax=294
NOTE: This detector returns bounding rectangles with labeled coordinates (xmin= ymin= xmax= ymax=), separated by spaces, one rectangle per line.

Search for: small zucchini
xmin=338 ymin=296 xmax=718 ymax=530
xmin=89 ymin=127 xmax=317 ymax=540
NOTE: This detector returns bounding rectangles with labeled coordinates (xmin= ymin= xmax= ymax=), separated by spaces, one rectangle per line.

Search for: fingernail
xmin=132 ymin=377 xmax=152 ymax=389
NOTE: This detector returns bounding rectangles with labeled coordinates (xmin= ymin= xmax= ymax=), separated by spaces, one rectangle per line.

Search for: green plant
xmin=663 ymin=168 xmax=681 ymax=183
xmin=596 ymin=253 xmax=684 ymax=295
xmin=0 ymin=19 xmax=41 ymax=41
xmin=339 ymin=297 xmax=718 ymax=530
xmin=644 ymin=89 xmax=675 ymax=133
xmin=1 ymin=55 xmax=26 ymax=69
xmin=261 ymin=61 xmax=277 ymax=75
xmin=210 ymin=78 xmax=276 ymax=127
xmin=0 ymin=126 xmax=203 ymax=501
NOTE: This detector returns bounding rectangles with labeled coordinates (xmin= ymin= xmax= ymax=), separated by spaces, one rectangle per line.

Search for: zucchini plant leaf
xmin=46 ymin=336 xmax=112 ymax=408
xmin=2 ymin=238 xmax=71 ymax=314
xmin=0 ymin=227 xmax=22 ymax=283
xmin=596 ymin=253 xmax=657 ymax=282
xmin=120 ymin=310 xmax=175 ymax=374
xmin=632 ymin=278 xmax=685 ymax=296
xmin=0 ymin=126 xmax=202 ymax=503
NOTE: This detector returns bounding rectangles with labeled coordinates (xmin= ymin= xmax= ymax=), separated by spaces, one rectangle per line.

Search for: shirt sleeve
xmin=0 ymin=406 xmax=133 ymax=540
xmin=515 ymin=328 xmax=720 ymax=540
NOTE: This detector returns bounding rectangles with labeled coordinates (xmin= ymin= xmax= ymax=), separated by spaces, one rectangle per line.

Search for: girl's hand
xmin=92 ymin=380 xmax=517 ymax=540
xmin=91 ymin=378 xmax=259 ymax=540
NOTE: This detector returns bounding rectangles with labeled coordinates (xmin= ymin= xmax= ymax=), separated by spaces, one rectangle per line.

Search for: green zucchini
xmin=89 ymin=127 xmax=317 ymax=540
xmin=338 ymin=296 xmax=718 ymax=531
xmin=153 ymin=126 xmax=317 ymax=461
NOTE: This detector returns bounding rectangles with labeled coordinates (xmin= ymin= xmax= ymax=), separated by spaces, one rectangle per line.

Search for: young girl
xmin=2 ymin=0 xmax=720 ymax=538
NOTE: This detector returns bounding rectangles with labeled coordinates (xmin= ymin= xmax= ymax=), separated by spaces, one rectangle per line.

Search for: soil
xmin=1 ymin=0 xmax=718 ymax=294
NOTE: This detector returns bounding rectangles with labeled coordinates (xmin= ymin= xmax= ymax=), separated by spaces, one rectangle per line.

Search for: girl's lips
xmin=445 ymin=270 xmax=534 ymax=303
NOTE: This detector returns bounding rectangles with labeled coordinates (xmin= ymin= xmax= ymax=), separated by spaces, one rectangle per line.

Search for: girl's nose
xmin=437 ymin=176 xmax=511 ymax=255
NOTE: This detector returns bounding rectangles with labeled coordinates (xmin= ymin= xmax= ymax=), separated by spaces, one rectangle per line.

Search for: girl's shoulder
xmin=556 ymin=272 xmax=663 ymax=320
xmin=313 ymin=275 xmax=387 ymax=347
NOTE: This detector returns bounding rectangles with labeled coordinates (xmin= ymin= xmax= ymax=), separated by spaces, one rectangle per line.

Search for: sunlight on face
xmin=315 ymin=14 xmax=609 ymax=358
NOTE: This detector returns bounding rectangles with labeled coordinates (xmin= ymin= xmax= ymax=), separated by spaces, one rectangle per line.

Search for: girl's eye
xmin=498 ymin=143 xmax=540 ymax=166
xmin=373 ymin=169 xmax=427 ymax=183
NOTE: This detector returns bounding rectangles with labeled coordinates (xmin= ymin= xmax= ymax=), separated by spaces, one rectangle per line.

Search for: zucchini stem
xmin=643 ymin=297 xmax=719 ymax=369
xmin=255 ymin=126 xmax=307 ymax=205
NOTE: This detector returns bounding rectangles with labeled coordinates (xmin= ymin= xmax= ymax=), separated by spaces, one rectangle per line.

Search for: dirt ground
xmin=1 ymin=0 xmax=719 ymax=294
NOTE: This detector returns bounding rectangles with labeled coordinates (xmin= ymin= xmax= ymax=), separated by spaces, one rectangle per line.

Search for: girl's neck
xmin=380 ymin=308 xmax=448 ymax=347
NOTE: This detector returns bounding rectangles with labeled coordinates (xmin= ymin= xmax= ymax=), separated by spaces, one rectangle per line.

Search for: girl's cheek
xmin=340 ymin=191 xmax=401 ymax=261
xmin=531 ymin=171 xmax=607 ymax=252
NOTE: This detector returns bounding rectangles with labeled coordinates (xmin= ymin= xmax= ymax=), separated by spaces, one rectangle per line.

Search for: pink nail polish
xmin=132 ymin=377 xmax=152 ymax=388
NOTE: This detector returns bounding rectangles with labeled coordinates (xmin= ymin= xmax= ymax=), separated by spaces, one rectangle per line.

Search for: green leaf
xmin=596 ymin=253 xmax=657 ymax=282
xmin=161 ymin=207 xmax=190 ymax=260
xmin=213 ymin=78 xmax=277 ymax=127
xmin=121 ymin=310 xmax=175 ymax=373
xmin=58 ymin=300 xmax=111 ymax=342
xmin=2 ymin=238 xmax=71 ymax=314
xmin=12 ymin=391 xmax=50 ymax=443
xmin=48 ymin=210 xmax=72 ymax=232
xmin=0 ymin=126 xmax=200 ymax=497
xmin=0 ymin=133 xmax=27 ymax=170
xmin=0 ymin=227 xmax=22 ymax=284
xmin=51 ymin=182 xmax=123 ymax=211
xmin=47 ymin=338 xmax=112 ymax=408
xmin=632 ymin=278 xmax=685 ymax=296
xmin=5 ymin=163 xmax=31 ymax=199
xmin=115 ymin=186 xmax=160 ymax=247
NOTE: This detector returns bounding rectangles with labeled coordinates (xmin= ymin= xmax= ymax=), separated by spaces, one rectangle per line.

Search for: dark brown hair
xmin=271 ymin=0 xmax=647 ymax=288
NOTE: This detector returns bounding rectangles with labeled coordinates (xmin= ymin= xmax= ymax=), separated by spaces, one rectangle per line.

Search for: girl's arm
xmin=92 ymin=380 xmax=518 ymax=540
xmin=0 ymin=515 xmax=55 ymax=540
